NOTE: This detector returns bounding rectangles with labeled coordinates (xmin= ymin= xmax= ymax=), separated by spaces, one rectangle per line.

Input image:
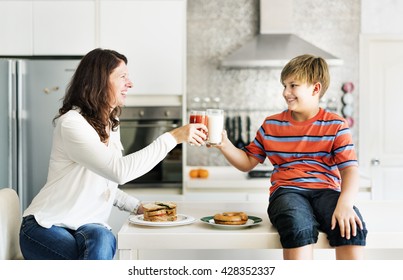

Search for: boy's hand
xmin=331 ymin=203 xmax=363 ymax=239
xmin=206 ymin=130 xmax=229 ymax=149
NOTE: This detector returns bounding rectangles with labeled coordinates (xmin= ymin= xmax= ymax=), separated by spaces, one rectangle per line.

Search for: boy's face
xmin=282 ymin=76 xmax=321 ymax=117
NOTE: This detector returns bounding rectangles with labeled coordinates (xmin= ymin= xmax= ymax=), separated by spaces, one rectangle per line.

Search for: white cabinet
xmin=33 ymin=1 xmax=96 ymax=55
xmin=99 ymin=0 xmax=186 ymax=95
xmin=1 ymin=0 xmax=186 ymax=96
xmin=0 ymin=0 xmax=95 ymax=56
xmin=0 ymin=1 xmax=33 ymax=55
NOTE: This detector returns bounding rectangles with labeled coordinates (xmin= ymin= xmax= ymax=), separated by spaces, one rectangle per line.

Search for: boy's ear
xmin=312 ymin=82 xmax=322 ymax=96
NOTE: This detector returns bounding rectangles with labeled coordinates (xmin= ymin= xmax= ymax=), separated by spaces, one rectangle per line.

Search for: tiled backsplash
xmin=186 ymin=0 xmax=360 ymax=166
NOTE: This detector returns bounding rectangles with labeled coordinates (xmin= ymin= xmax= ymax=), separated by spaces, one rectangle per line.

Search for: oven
xmin=119 ymin=106 xmax=182 ymax=189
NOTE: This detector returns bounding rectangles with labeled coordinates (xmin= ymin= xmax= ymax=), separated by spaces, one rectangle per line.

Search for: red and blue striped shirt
xmin=244 ymin=108 xmax=358 ymax=195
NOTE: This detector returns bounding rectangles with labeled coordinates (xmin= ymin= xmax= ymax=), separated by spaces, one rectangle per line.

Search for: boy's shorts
xmin=268 ymin=187 xmax=368 ymax=249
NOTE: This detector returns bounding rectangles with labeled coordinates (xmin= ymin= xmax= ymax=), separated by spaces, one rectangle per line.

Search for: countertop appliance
xmin=119 ymin=106 xmax=183 ymax=189
xmin=0 ymin=58 xmax=80 ymax=210
xmin=220 ymin=0 xmax=343 ymax=68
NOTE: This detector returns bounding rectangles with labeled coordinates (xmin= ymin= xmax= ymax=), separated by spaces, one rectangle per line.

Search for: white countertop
xmin=184 ymin=166 xmax=270 ymax=189
xmin=184 ymin=166 xmax=372 ymax=192
xmin=117 ymin=200 xmax=403 ymax=259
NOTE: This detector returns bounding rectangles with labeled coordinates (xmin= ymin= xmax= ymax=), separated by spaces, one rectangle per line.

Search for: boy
xmin=214 ymin=54 xmax=367 ymax=259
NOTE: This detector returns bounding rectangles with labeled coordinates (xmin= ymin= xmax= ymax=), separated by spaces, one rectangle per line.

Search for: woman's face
xmin=109 ymin=60 xmax=133 ymax=108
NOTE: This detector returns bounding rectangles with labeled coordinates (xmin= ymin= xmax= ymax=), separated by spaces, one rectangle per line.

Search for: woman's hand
xmin=169 ymin=123 xmax=207 ymax=146
xmin=135 ymin=204 xmax=144 ymax=215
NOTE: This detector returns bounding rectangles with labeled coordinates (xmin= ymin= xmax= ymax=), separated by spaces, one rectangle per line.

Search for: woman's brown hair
xmin=54 ymin=48 xmax=128 ymax=143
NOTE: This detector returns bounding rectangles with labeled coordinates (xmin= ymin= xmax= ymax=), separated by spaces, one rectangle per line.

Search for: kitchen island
xmin=117 ymin=200 xmax=403 ymax=260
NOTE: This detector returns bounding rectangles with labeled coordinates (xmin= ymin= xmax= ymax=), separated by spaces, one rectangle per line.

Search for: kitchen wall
xmin=186 ymin=0 xmax=360 ymax=166
xmin=361 ymin=0 xmax=403 ymax=34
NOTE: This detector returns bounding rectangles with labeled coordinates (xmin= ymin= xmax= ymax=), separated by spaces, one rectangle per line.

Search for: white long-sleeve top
xmin=23 ymin=109 xmax=177 ymax=230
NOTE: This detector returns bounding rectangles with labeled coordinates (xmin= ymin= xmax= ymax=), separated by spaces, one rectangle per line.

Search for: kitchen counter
xmin=117 ymin=201 xmax=289 ymax=260
xmin=184 ymin=166 xmax=269 ymax=189
xmin=183 ymin=166 xmax=373 ymax=200
xmin=117 ymin=200 xmax=403 ymax=260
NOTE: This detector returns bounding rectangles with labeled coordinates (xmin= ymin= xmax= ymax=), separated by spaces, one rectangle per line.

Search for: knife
xmin=246 ymin=115 xmax=251 ymax=143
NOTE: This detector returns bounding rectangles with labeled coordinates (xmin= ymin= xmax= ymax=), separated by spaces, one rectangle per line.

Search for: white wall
xmin=361 ymin=0 xmax=403 ymax=34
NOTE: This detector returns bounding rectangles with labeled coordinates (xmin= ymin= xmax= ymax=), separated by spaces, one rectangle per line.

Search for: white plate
xmin=200 ymin=215 xmax=263 ymax=229
xmin=129 ymin=214 xmax=196 ymax=227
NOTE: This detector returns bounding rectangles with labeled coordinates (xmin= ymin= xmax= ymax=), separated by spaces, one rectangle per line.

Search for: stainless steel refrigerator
xmin=0 ymin=59 xmax=80 ymax=210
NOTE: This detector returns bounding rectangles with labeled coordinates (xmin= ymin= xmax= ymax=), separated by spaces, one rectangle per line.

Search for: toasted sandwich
xmin=142 ymin=201 xmax=177 ymax=222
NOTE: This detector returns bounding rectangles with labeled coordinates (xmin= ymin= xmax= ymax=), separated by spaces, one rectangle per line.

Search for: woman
xmin=19 ymin=48 xmax=207 ymax=260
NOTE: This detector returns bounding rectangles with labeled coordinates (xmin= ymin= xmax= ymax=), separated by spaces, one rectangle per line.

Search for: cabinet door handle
xmin=371 ymin=158 xmax=381 ymax=166
xmin=43 ymin=86 xmax=60 ymax=94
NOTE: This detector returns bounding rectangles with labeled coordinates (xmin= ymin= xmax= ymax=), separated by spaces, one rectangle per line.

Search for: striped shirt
xmin=243 ymin=108 xmax=358 ymax=195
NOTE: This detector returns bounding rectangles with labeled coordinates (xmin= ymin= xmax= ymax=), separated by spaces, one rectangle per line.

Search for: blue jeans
xmin=268 ymin=187 xmax=367 ymax=248
xmin=19 ymin=215 xmax=116 ymax=260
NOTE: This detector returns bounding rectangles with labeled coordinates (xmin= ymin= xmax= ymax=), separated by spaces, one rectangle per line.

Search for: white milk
xmin=206 ymin=109 xmax=224 ymax=145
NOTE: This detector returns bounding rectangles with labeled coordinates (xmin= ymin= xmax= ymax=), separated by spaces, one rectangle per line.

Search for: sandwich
xmin=142 ymin=201 xmax=177 ymax=222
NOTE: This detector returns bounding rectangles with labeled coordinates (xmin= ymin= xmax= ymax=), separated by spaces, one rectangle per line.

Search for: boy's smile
xmin=282 ymin=76 xmax=321 ymax=121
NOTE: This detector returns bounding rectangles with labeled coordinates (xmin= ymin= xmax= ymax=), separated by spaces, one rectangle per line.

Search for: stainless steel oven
xmin=119 ymin=106 xmax=182 ymax=189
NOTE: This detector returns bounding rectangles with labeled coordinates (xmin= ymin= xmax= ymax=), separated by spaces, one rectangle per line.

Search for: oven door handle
xmin=121 ymin=123 xmax=180 ymax=128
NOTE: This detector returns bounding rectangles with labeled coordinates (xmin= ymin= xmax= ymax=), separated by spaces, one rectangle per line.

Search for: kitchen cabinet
xmin=1 ymin=0 xmax=186 ymax=95
xmin=32 ymin=1 xmax=96 ymax=55
xmin=99 ymin=0 xmax=186 ymax=95
xmin=0 ymin=1 xmax=33 ymax=55
xmin=0 ymin=0 xmax=95 ymax=56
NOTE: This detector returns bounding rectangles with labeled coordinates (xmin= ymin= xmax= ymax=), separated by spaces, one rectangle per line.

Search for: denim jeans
xmin=268 ymin=187 xmax=367 ymax=248
xmin=19 ymin=215 xmax=116 ymax=260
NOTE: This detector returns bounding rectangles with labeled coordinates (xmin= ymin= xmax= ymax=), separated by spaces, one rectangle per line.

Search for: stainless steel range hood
xmin=220 ymin=0 xmax=343 ymax=68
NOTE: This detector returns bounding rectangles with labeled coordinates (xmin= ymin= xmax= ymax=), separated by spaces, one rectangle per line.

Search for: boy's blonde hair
xmin=280 ymin=54 xmax=330 ymax=98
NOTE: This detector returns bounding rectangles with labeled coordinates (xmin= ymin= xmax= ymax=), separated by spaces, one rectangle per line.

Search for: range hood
xmin=220 ymin=0 xmax=343 ymax=68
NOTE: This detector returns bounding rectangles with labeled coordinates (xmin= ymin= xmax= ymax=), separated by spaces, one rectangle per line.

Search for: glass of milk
xmin=206 ymin=109 xmax=224 ymax=145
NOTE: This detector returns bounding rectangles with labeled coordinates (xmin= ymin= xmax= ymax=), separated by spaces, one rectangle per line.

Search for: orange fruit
xmin=198 ymin=169 xmax=209 ymax=178
xmin=189 ymin=169 xmax=199 ymax=178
